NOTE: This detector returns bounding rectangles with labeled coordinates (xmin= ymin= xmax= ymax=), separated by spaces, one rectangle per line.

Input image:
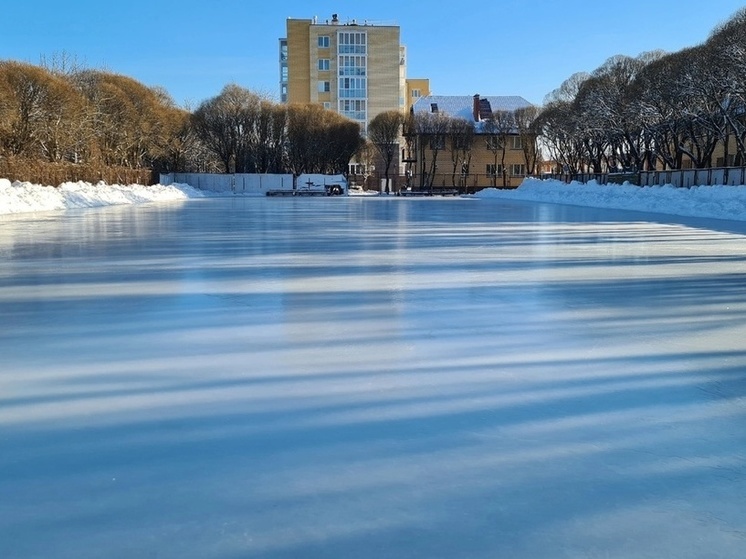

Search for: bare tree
xmin=367 ymin=109 xmax=404 ymax=193
xmin=286 ymin=103 xmax=362 ymax=176
xmin=513 ymin=106 xmax=540 ymax=175
xmin=537 ymin=100 xmax=585 ymax=175
xmin=483 ymin=110 xmax=515 ymax=187
xmin=191 ymin=84 xmax=263 ymax=172
xmin=448 ymin=118 xmax=474 ymax=189
xmin=0 ymin=61 xmax=85 ymax=161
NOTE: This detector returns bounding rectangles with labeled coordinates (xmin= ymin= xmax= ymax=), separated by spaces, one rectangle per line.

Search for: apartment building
xmin=280 ymin=14 xmax=406 ymax=132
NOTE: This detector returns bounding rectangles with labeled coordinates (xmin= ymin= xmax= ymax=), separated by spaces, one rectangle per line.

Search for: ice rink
xmin=1 ymin=196 xmax=745 ymax=558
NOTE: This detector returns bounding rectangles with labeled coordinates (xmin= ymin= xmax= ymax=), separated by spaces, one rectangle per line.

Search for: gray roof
xmin=412 ymin=95 xmax=533 ymax=121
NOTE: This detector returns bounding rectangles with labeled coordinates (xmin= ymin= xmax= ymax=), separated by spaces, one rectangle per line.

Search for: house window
xmin=318 ymin=36 xmax=330 ymax=48
xmin=487 ymin=164 xmax=504 ymax=177
xmin=486 ymin=137 xmax=501 ymax=150
xmin=323 ymin=102 xmax=331 ymax=109
xmin=430 ymin=103 xmax=438 ymax=113
xmin=412 ymin=89 xmax=421 ymax=98
xmin=318 ymin=81 xmax=330 ymax=93
xmin=429 ymin=136 xmax=445 ymax=150
xmin=318 ymin=59 xmax=330 ymax=71
xmin=511 ymin=164 xmax=526 ymax=176
xmin=512 ymin=136 xmax=523 ymax=149
xmin=453 ymin=137 xmax=470 ymax=150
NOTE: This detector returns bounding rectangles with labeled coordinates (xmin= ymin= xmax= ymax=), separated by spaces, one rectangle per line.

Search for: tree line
xmin=0 ymin=59 xmax=362 ymax=184
xmin=539 ymin=8 xmax=746 ymax=174
xmin=5 ymin=7 xmax=746 ymax=186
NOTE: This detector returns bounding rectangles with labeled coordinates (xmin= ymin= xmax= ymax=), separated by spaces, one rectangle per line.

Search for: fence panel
xmin=553 ymin=167 xmax=746 ymax=188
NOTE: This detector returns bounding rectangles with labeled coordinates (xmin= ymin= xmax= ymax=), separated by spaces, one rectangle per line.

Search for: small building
xmin=404 ymin=94 xmax=538 ymax=191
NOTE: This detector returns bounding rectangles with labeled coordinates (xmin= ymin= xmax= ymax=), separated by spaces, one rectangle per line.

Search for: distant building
xmin=281 ymin=14 xmax=410 ymax=132
xmin=406 ymin=78 xmax=430 ymax=110
xmin=406 ymin=94 xmax=538 ymax=191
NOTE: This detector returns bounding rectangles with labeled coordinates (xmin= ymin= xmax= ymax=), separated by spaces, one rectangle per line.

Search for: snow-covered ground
xmin=2 ymin=180 xmax=746 ymax=558
xmin=475 ymin=177 xmax=746 ymax=222
xmin=3 ymin=176 xmax=746 ymax=222
xmin=0 ymin=178 xmax=203 ymax=215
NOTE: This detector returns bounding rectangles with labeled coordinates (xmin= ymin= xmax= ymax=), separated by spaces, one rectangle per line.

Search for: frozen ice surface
xmin=1 ymin=197 xmax=745 ymax=558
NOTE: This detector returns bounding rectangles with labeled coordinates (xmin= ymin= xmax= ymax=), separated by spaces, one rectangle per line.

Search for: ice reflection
xmin=1 ymin=197 xmax=745 ymax=558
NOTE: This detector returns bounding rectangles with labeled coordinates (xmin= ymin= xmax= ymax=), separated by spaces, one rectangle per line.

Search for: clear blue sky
xmin=4 ymin=1 xmax=745 ymax=108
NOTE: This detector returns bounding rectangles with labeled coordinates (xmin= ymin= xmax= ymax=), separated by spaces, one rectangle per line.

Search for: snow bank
xmin=0 ymin=179 xmax=205 ymax=216
xmin=5 ymin=175 xmax=746 ymax=223
xmin=474 ymin=178 xmax=746 ymax=221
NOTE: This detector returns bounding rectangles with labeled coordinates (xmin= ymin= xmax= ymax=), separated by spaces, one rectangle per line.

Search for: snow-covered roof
xmin=412 ymin=95 xmax=533 ymax=121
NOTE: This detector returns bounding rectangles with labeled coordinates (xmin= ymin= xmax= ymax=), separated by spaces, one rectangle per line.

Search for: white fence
xmin=160 ymin=173 xmax=294 ymax=195
xmin=160 ymin=173 xmax=349 ymax=196
xmin=545 ymin=167 xmax=746 ymax=188
xmin=638 ymin=167 xmax=746 ymax=187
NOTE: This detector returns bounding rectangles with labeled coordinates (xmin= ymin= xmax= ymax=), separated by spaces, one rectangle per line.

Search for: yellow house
xmin=405 ymin=94 xmax=538 ymax=191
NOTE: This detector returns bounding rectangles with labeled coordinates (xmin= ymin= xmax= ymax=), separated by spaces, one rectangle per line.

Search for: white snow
xmin=4 ymin=176 xmax=746 ymax=222
xmin=474 ymin=177 xmax=746 ymax=221
xmin=0 ymin=178 xmax=204 ymax=215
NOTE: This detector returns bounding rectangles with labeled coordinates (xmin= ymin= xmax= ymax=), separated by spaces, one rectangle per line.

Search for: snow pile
xmin=0 ymin=179 xmax=205 ymax=215
xmin=476 ymin=177 xmax=746 ymax=221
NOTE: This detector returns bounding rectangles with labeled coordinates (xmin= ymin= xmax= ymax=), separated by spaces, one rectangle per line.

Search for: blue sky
xmin=4 ymin=1 xmax=745 ymax=108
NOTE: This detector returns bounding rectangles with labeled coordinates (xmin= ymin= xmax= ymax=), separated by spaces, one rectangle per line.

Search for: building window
xmin=338 ymin=55 xmax=366 ymax=76
xmin=429 ymin=136 xmax=445 ymax=150
xmin=412 ymin=89 xmax=421 ymax=98
xmin=281 ymin=66 xmax=288 ymax=81
xmin=318 ymin=81 xmax=330 ymax=93
xmin=486 ymin=164 xmax=504 ymax=177
xmin=430 ymin=103 xmax=438 ymax=113
xmin=318 ymin=36 xmax=330 ymax=48
xmin=338 ymin=31 xmax=366 ymax=54
xmin=511 ymin=164 xmax=526 ymax=176
xmin=486 ymin=137 xmax=501 ymax=150
xmin=318 ymin=59 xmax=330 ymax=71
xmin=323 ymin=102 xmax=332 ymax=109
xmin=453 ymin=137 xmax=470 ymax=150
xmin=339 ymin=99 xmax=366 ymax=121
xmin=339 ymin=77 xmax=366 ymax=98
xmin=512 ymin=136 xmax=523 ymax=149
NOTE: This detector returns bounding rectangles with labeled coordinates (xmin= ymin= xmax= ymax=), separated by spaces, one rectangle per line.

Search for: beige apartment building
xmin=280 ymin=14 xmax=406 ymax=131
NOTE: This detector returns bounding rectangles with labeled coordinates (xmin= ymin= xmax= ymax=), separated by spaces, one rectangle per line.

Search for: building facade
xmin=406 ymin=94 xmax=538 ymax=191
xmin=281 ymin=14 xmax=405 ymax=132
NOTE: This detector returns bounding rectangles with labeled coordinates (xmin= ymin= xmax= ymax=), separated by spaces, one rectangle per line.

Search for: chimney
xmin=473 ymin=94 xmax=480 ymax=122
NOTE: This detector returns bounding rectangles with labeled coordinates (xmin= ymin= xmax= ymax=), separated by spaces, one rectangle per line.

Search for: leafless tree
xmin=367 ymin=109 xmax=404 ymax=193
xmin=0 ymin=61 xmax=83 ymax=160
xmin=286 ymin=103 xmax=363 ymax=176
xmin=447 ymin=118 xmax=474 ymax=188
xmin=483 ymin=110 xmax=515 ymax=187
xmin=513 ymin=106 xmax=541 ymax=175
